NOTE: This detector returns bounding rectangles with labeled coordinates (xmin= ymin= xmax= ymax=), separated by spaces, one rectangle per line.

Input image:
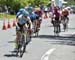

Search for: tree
xmin=0 ymin=0 xmax=51 ymax=13
xmin=29 ymin=0 xmax=50 ymax=6
xmin=64 ymin=0 xmax=75 ymax=5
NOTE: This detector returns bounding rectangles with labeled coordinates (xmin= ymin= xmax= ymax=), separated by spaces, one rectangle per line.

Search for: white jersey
xmin=18 ymin=14 xmax=30 ymax=25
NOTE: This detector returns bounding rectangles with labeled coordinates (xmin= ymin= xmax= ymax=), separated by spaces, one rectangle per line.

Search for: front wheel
xmin=19 ymin=35 xmax=26 ymax=57
xmin=16 ymin=34 xmax=27 ymax=57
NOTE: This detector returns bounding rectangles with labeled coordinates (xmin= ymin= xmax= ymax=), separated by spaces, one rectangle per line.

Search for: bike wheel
xmin=19 ymin=34 xmax=27 ymax=57
xmin=16 ymin=33 xmax=26 ymax=57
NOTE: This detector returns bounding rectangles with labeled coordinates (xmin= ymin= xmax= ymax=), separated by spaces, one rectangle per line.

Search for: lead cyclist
xmin=15 ymin=8 xmax=32 ymax=50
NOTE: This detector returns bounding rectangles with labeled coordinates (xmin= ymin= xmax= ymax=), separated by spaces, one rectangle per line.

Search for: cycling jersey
xmin=16 ymin=8 xmax=30 ymax=25
xmin=18 ymin=15 xmax=30 ymax=25
xmin=53 ymin=11 xmax=61 ymax=21
xmin=29 ymin=12 xmax=36 ymax=22
xmin=34 ymin=10 xmax=42 ymax=17
xmin=62 ymin=10 xmax=69 ymax=16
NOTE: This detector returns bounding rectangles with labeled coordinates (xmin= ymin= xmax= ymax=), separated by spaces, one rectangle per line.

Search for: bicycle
xmin=16 ymin=28 xmax=28 ymax=57
xmin=33 ymin=18 xmax=42 ymax=37
xmin=53 ymin=20 xmax=61 ymax=36
xmin=33 ymin=23 xmax=39 ymax=37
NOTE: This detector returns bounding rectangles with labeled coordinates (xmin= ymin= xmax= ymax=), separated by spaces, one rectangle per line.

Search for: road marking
xmin=41 ymin=48 xmax=56 ymax=60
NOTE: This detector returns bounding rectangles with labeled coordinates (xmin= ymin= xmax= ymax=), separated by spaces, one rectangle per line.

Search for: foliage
xmin=0 ymin=0 xmax=50 ymax=13
xmin=65 ymin=0 xmax=75 ymax=5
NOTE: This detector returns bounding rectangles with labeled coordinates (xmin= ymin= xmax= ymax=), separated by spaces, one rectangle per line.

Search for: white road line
xmin=41 ymin=48 xmax=56 ymax=60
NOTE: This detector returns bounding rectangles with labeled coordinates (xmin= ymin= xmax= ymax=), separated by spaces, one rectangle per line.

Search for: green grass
xmin=0 ymin=13 xmax=16 ymax=19
xmin=7 ymin=14 xmax=16 ymax=19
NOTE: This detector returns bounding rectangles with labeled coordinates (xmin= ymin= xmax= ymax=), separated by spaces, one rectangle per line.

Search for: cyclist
xmin=34 ymin=7 xmax=42 ymax=30
xmin=26 ymin=6 xmax=37 ymax=33
xmin=27 ymin=6 xmax=36 ymax=22
xmin=61 ymin=9 xmax=69 ymax=31
xmin=61 ymin=8 xmax=69 ymax=21
xmin=43 ymin=6 xmax=49 ymax=18
xmin=52 ymin=7 xmax=61 ymax=34
xmin=15 ymin=8 xmax=32 ymax=50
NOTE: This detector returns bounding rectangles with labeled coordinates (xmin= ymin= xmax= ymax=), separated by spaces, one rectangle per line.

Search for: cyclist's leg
xmin=24 ymin=23 xmax=32 ymax=45
xmin=26 ymin=22 xmax=32 ymax=37
xmin=35 ymin=20 xmax=38 ymax=32
xmin=58 ymin=20 xmax=61 ymax=32
xmin=15 ymin=30 xmax=19 ymax=50
xmin=22 ymin=24 xmax=28 ymax=45
xmin=38 ymin=16 xmax=42 ymax=29
xmin=32 ymin=19 xmax=37 ymax=33
xmin=64 ymin=16 xmax=68 ymax=30
xmin=55 ymin=18 xmax=61 ymax=34
xmin=59 ymin=24 xmax=61 ymax=32
xmin=66 ymin=16 xmax=69 ymax=29
xmin=37 ymin=19 xmax=40 ymax=29
xmin=35 ymin=15 xmax=41 ymax=31
xmin=15 ymin=24 xmax=22 ymax=50
xmin=53 ymin=20 xmax=56 ymax=35
xmin=66 ymin=15 xmax=69 ymax=20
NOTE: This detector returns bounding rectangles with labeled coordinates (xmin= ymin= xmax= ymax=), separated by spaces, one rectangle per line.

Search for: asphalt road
xmin=0 ymin=14 xmax=75 ymax=60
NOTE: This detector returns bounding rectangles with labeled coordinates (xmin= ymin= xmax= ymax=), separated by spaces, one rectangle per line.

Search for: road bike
xmin=16 ymin=27 xmax=30 ymax=57
xmin=33 ymin=18 xmax=42 ymax=37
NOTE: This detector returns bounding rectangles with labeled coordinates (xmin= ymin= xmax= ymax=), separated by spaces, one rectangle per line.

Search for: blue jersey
xmin=16 ymin=8 xmax=30 ymax=25
xmin=29 ymin=12 xmax=36 ymax=21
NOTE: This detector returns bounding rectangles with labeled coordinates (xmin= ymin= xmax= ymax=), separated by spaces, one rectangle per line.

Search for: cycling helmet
xmin=16 ymin=8 xmax=26 ymax=18
xmin=22 ymin=10 xmax=29 ymax=16
xmin=19 ymin=8 xmax=26 ymax=13
xmin=43 ymin=6 xmax=48 ymax=11
xmin=27 ymin=6 xmax=33 ymax=13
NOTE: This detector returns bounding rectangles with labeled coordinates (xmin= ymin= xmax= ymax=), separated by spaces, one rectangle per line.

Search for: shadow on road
xmin=4 ymin=50 xmax=18 ymax=57
xmin=8 ymin=41 xmax=15 ymax=43
xmin=33 ymin=34 xmax=75 ymax=46
xmin=4 ymin=53 xmax=17 ymax=57
xmin=4 ymin=49 xmax=28 ymax=58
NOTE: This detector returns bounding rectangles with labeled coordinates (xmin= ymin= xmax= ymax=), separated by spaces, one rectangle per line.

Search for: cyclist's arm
xmin=16 ymin=14 xmax=23 ymax=23
xmin=27 ymin=17 xmax=33 ymax=29
xmin=25 ymin=23 xmax=28 ymax=28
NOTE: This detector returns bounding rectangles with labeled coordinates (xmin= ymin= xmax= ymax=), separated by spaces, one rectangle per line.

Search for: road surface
xmin=0 ymin=14 xmax=75 ymax=60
